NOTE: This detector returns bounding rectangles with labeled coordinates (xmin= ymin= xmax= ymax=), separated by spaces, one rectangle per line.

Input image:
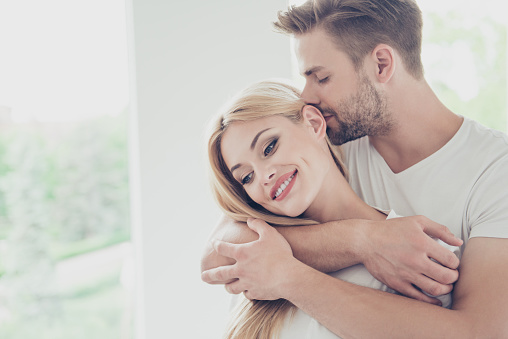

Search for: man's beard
xmin=323 ymin=75 xmax=393 ymax=145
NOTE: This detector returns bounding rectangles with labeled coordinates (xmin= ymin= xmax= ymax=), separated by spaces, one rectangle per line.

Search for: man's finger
xmin=427 ymin=241 xmax=460 ymax=271
xmin=398 ymin=283 xmax=442 ymax=306
xmin=201 ymin=264 xmax=237 ymax=284
xmin=412 ymin=272 xmax=454 ymax=297
xmin=422 ymin=221 xmax=463 ymax=247
xmin=422 ymin=255 xmax=459 ymax=285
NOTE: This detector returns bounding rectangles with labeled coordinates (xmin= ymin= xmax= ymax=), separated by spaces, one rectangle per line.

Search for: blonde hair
xmin=274 ymin=0 xmax=424 ymax=79
xmin=207 ymin=80 xmax=347 ymax=338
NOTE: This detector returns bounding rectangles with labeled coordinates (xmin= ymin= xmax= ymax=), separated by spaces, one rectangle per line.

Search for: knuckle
xmin=234 ymin=266 xmax=243 ymax=278
xmin=442 ymin=269 xmax=458 ymax=284
xmin=215 ymin=270 xmax=225 ymax=281
xmin=447 ymin=254 xmax=459 ymax=269
xmin=244 ymin=291 xmax=253 ymax=300
xmin=427 ymin=283 xmax=443 ymax=297
xmin=235 ymin=248 xmax=246 ymax=261
xmin=226 ymin=283 xmax=240 ymax=295
xmin=414 ymin=215 xmax=427 ymax=225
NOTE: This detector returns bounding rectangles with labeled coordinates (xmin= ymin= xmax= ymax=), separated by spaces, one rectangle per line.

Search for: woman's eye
xmin=241 ymin=172 xmax=253 ymax=185
xmin=264 ymin=139 xmax=277 ymax=156
xmin=318 ymin=76 xmax=329 ymax=84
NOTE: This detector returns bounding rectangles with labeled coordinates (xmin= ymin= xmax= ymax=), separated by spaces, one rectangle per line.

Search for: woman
xmin=206 ymin=80 xmax=454 ymax=339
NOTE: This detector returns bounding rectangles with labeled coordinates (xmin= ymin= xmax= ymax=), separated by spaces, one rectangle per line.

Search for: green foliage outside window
xmin=423 ymin=10 xmax=507 ymax=131
xmin=0 ymin=112 xmax=131 ymax=338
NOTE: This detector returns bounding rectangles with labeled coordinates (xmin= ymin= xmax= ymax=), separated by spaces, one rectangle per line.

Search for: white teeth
xmin=274 ymin=172 xmax=296 ymax=198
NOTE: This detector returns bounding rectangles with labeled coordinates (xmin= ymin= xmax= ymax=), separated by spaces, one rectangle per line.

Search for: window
xmin=0 ymin=1 xmax=132 ymax=338
xmin=288 ymin=0 xmax=507 ymax=132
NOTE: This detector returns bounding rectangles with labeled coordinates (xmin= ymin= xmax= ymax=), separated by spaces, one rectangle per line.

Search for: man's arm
xmin=201 ymin=215 xmax=462 ymax=303
xmin=202 ymin=220 xmax=508 ymax=338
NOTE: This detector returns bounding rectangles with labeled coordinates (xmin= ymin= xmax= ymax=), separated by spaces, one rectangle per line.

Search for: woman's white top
xmin=276 ymin=210 xmax=458 ymax=339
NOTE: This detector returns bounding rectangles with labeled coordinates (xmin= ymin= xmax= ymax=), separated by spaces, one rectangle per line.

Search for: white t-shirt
xmin=277 ymin=117 xmax=508 ymax=338
xmin=342 ymin=117 xmax=508 ymax=251
xmin=277 ymin=210 xmax=456 ymax=339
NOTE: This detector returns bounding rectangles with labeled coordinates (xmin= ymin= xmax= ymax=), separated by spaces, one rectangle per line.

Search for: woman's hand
xmin=201 ymin=218 xmax=300 ymax=300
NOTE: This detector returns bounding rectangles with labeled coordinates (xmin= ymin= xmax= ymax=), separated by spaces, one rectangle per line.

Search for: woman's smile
xmin=271 ymin=170 xmax=298 ymax=201
xmin=221 ymin=114 xmax=332 ymax=218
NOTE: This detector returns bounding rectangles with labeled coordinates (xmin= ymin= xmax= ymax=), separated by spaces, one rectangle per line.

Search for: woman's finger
xmin=246 ymin=218 xmax=272 ymax=238
xmin=201 ymin=264 xmax=237 ymax=284
xmin=225 ymin=279 xmax=246 ymax=295
xmin=213 ymin=239 xmax=241 ymax=260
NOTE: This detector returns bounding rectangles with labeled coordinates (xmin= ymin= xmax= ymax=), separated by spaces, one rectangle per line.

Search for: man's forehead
xmin=294 ymin=29 xmax=340 ymax=75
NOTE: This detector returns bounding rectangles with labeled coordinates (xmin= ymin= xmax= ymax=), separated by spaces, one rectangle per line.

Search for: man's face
xmin=295 ymin=28 xmax=393 ymax=145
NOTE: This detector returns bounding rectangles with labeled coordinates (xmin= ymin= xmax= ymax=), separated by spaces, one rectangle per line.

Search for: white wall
xmin=127 ymin=1 xmax=291 ymax=338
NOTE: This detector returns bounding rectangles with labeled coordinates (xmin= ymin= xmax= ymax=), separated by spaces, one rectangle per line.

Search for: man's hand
xmin=361 ymin=215 xmax=463 ymax=305
xmin=201 ymin=218 xmax=298 ymax=300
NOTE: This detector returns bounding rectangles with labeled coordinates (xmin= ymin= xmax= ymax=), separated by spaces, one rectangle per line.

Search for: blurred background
xmin=0 ymin=0 xmax=505 ymax=338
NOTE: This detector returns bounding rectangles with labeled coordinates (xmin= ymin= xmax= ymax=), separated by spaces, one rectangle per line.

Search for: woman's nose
xmin=263 ymin=172 xmax=275 ymax=186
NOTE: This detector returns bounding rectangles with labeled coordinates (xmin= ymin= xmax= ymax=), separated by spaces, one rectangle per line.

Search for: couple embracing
xmin=201 ymin=1 xmax=508 ymax=338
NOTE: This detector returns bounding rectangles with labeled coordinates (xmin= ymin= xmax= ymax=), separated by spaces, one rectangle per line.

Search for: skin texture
xmin=201 ymin=27 xmax=463 ymax=305
xmin=220 ymin=111 xmax=335 ymax=220
xmin=202 ymin=27 xmax=508 ymax=337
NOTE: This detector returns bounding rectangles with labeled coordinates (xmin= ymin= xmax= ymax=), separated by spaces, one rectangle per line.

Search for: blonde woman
xmin=205 ymin=80 xmax=456 ymax=338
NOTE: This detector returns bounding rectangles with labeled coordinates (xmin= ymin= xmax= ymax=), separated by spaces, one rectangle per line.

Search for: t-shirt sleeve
xmin=467 ymin=155 xmax=508 ymax=239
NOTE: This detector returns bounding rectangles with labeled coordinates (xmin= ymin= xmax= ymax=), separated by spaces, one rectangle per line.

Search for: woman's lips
xmin=271 ymin=170 xmax=298 ymax=201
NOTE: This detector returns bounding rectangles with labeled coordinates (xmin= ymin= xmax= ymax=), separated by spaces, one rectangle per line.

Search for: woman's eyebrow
xmin=230 ymin=127 xmax=273 ymax=174
xmin=250 ymin=128 xmax=272 ymax=150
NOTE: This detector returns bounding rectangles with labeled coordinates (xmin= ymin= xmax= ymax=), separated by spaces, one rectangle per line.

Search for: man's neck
xmin=369 ymin=80 xmax=463 ymax=174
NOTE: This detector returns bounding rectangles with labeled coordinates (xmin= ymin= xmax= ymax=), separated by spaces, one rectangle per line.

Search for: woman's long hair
xmin=206 ymin=80 xmax=347 ymax=338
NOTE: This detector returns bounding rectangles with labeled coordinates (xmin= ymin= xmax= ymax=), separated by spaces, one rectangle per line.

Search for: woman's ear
xmin=370 ymin=44 xmax=396 ymax=84
xmin=302 ymin=105 xmax=327 ymax=140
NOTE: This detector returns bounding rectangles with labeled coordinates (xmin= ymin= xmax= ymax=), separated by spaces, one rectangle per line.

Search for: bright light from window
xmin=0 ymin=0 xmax=129 ymax=123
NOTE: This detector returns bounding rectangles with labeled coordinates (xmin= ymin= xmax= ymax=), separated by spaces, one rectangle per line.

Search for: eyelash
xmin=318 ymin=76 xmax=329 ymax=84
xmin=241 ymin=138 xmax=278 ymax=185
xmin=263 ymin=139 xmax=277 ymax=156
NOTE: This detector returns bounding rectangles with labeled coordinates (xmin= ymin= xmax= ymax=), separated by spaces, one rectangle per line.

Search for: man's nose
xmin=301 ymin=83 xmax=320 ymax=105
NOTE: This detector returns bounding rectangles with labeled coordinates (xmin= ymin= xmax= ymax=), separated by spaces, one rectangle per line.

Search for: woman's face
xmin=220 ymin=110 xmax=331 ymax=217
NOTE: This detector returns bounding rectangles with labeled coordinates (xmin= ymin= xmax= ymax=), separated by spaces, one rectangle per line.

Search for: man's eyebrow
xmin=229 ymin=128 xmax=272 ymax=174
xmin=304 ymin=66 xmax=324 ymax=76
xmin=250 ymin=128 xmax=272 ymax=150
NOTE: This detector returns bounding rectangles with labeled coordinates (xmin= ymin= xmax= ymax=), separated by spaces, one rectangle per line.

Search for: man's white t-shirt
xmin=277 ymin=117 xmax=508 ymax=338
xmin=342 ymin=117 xmax=508 ymax=250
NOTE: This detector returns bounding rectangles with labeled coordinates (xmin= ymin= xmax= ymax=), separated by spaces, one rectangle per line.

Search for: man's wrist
xmin=352 ymin=219 xmax=376 ymax=265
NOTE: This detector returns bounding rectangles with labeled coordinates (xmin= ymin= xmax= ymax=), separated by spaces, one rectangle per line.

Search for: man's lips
xmin=270 ymin=169 xmax=298 ymax=201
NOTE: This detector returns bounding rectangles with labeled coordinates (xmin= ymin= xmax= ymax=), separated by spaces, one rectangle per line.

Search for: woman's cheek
xmin=248 ymin=187 xmax=265 ymax=205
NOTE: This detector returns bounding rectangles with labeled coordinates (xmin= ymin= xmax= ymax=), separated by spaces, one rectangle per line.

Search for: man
xmin=202 ymin=0 xmax=508 ymax=337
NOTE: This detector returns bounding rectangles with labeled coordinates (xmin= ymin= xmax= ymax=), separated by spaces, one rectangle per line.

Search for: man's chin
xmin=327 ymin=128 xmax=366 ymax=146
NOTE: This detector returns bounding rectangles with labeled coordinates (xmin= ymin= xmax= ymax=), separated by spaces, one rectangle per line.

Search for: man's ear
xmin=370 ymin=44 xmax=396 ymax=84
xmin=302 ymin=105 xmax=327 ymax=140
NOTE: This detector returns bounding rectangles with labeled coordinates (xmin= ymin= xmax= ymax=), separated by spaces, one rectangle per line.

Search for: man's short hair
xmin=274 ymin=0 xmax=424 ymax=79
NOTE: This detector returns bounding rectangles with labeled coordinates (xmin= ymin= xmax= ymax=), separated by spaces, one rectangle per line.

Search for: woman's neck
xmin=303 ymin=164 xmax=386 ymax=223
